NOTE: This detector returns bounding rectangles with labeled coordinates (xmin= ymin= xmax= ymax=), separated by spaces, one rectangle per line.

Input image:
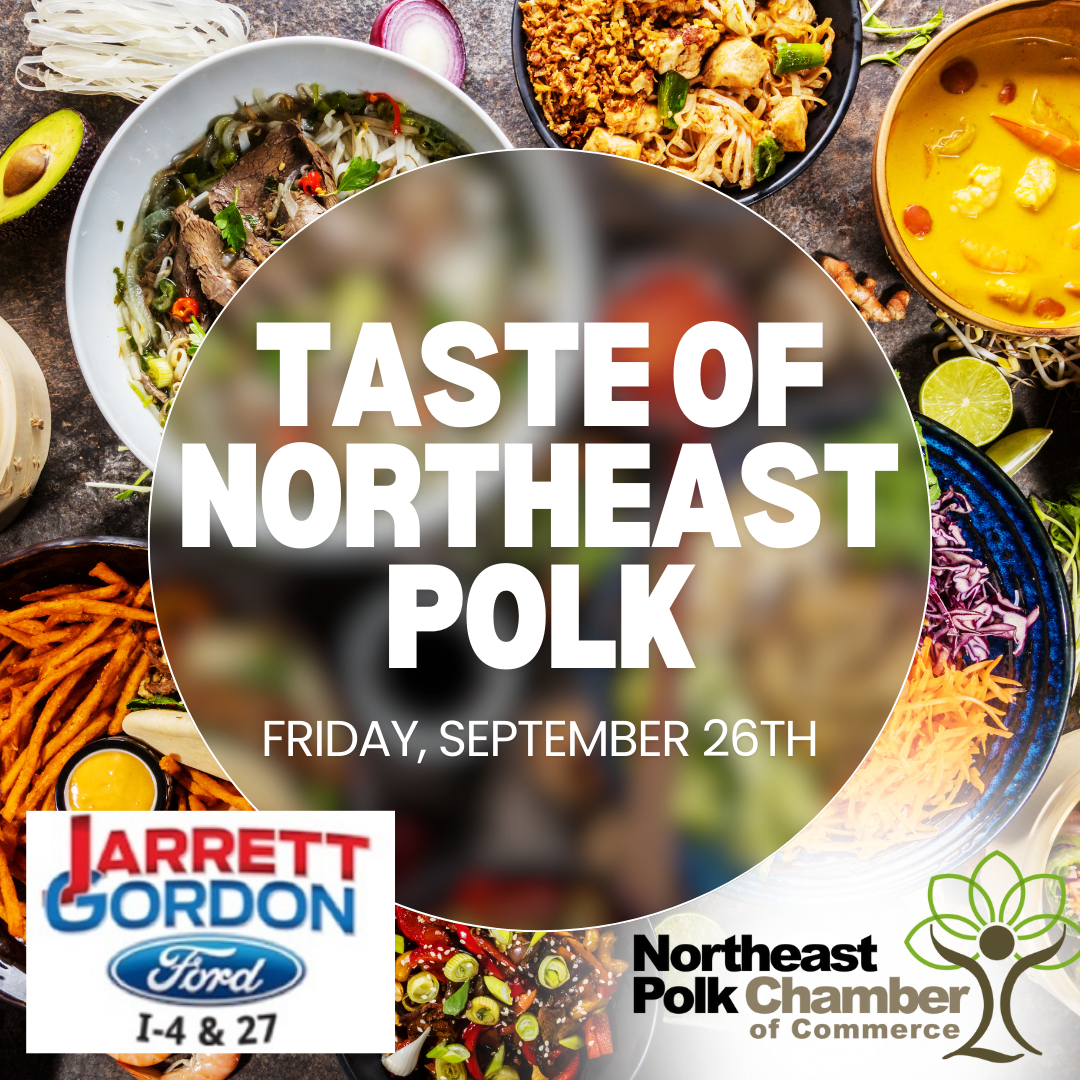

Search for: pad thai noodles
xmin=391 ymin=908 xmax=628 ymax=1078
xmin=520 ymin=0 xmax=832 ymax=190
xmin=115 ymin=84 xmax=469 ymax=424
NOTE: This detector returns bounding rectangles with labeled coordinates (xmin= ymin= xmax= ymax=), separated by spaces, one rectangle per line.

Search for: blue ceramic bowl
xmin=511 ymin=0 xmax=862 ymax=205
xmin=740 ymin=415 xmax=1073 ymax=900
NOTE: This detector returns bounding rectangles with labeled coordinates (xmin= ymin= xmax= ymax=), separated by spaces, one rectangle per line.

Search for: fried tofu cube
xmin=987 ymin=278 xmax=1031 ymax=312
xmin=605 ymin=99 xmax=663 ymax=135
xmin=583 ymin=127 xmax=643 ymax=159
xmin=701 ymin=36 xmax=771 ymax=89
xmin=1014 ymin=156 xmax=1057 ymax=210
xmin=638 ymin=26 xmax=722 ymax=78
xmin=769 ymin=96 xmax=808 ymax=152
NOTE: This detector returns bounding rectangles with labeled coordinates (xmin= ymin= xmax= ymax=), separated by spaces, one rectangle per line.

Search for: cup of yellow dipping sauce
xmin=55 ymin=736 xmax=172 ymax=811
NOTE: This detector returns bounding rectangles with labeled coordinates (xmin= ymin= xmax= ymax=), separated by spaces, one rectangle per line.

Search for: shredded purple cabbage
xmin=927 ymin=488 xmax=1040 ymax=664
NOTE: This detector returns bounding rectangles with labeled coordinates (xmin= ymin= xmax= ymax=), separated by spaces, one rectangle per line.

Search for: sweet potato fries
xmin=0 ymin=561 xmax=250 ymax=942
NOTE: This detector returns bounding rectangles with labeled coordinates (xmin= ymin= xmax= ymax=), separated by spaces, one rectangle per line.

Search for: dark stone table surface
xmin=2 ymin=0 xmax=1078 ymax=1072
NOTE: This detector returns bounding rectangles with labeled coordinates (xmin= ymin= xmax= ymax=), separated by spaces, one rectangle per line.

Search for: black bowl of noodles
xmin=511 ymin=0 xmax=861 ymax=204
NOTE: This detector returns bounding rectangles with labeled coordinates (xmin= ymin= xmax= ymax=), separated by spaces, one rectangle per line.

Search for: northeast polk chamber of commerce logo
xmin=905 ymin=851 xmax=1080 ymax=1063
xmin=26 ymin=810 xmax=394 ymax=1052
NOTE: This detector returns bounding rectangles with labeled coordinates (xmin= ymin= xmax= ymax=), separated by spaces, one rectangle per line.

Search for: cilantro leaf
xmin=214 ymin=191 xmax=246 ymax=251
xmin=337 ymin=157 xmax=381 ymax=193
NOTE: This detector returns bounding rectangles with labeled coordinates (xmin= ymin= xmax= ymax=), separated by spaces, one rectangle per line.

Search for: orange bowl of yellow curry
xmin=873 ymin=0 xmax=1080 ymax=336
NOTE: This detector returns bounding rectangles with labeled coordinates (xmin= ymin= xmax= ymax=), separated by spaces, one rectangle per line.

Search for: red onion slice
xmin=370 ymin=0 xmax=467 ymax=87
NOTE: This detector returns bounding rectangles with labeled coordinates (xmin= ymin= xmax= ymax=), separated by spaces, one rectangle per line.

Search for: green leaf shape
xmin=906 ymin=915 xmax=979 ymax=969
xmin=1013 ymin=912 xmax=1080 ymax=968
xmin=337 ymin=157 xmax=380 ymax=193
xmin=214 ymin=193 xmax=246 ymax=251
xmin=971 ymin=850 xmax=1024 ymax=924
xmin=1002 ymin=872 xmax=1066 ymax=931
xmin=928 ymin=873 xmax=985 ymax=936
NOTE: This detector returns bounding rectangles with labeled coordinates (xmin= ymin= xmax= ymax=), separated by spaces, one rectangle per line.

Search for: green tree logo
xmin=906 ymin=851 xmax=1080 ymax=1063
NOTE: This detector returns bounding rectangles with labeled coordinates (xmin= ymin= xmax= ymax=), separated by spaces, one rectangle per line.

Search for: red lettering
xmin=146 ymin=829 xmax=187 ymax=873
xmin=192 ymin=828 xmax=234 ymax=873
xmin=61 ymin=815 xmax=92 ymax=903
xmin=239 ymin=829 xmax=276 ymax=873
xmin=97 ymin=830 xmax=141 ymax=875
xmin=280 ymin=831 xmax=322 ymax=876
xmin=326 ymin=833 xmax=370 ymax=880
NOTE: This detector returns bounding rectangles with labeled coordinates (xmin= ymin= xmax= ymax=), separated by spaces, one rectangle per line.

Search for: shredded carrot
xmin=788 ymin=637 xmax=1022 ymax=860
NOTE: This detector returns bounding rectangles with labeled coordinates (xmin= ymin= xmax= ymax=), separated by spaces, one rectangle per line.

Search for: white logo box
xmin=26 ymin=810 xmax=394 ymax=1053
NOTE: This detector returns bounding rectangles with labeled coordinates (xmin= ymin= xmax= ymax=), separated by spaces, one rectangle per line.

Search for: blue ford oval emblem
xmin=108 ymin=935 xmax=305 ymax=1004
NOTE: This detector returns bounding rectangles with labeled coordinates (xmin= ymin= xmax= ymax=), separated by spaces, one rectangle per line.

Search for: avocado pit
xmin=3 ymin=144 xmax=50 ymax=197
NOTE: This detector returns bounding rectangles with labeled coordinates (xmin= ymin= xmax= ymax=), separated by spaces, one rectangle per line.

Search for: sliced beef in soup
xmin=174 ymin=203 xmax=242 ymax=306
xmin=209 ymin=120 xmax=338 ymax=232
xmin=278 ymin=191 xmax=326 ymax=240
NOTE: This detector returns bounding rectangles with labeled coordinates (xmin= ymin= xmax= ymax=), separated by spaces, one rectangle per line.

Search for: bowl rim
xmin=0 ymin=534 xmax=148 ymax=575
xmin=871 ymin=0 xmax=1080 ymax=338
xmin=510 ymin=0 xmax=862 ymax=205
xmin=65 ymin=35 xmax=513 ymax=470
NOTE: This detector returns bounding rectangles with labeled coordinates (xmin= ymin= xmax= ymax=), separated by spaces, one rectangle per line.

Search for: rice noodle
xmin=17 ymin=0 xmax=249 ymax=102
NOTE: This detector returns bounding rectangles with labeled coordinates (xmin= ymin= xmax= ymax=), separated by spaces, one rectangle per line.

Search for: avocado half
xmin=0 ymin=109 xmax=100 ymax=243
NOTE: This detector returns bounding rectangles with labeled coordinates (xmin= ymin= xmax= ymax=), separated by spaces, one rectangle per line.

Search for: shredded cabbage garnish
xmin=17 ymin=0 xmax=249 ymax=102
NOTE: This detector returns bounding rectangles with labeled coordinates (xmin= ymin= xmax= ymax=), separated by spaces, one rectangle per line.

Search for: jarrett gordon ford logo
xmin=27 ymin=810 xmax=394 ymax=1052
xmin=906 ymin=851 xmax=1080 ymax=1063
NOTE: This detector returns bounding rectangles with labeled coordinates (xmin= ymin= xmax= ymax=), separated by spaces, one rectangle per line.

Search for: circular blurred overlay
xmin=149 ymin=149 xmax=929 ymax=928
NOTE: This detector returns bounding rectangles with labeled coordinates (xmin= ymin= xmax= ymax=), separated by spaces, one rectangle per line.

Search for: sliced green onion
xmin=483 ymin=1044 xmax=506 ymax=1079
xmin=491 ymin=928 xmax=513 ymax=951
xmin=435 ymin=1061 xmax=466 ymax=1080
xmin=441 ymin=1044 xmax=470 ymax=1064
xmin=442 ymin=979 xmax=470 ymax=1016
xmin=143 ymin=355 xmax=174 ymax=389
xmin=151 ymin=279 xmax=176 ymax=313
xmin=773 ymin=42 xmax=825 ymax=75
xmin=489 ymin=1071 xmax=519 ymax=1080
xmin=528 ymin=931 xmax=546 ymax=951
xmin=465 ymin=995 xmax=501 ymax=1025
xmin=395 ymin=934 xmax=405 ymax=954
xmin=444 ymin=953 xmax=480 ymax=982
xmin=406 ymin=972 xmax=440 ymax=1004
xmin=657 ymin=70 xmax=689 ymax=129
xmin=559 ymin=1034 xmax=585 ymax=1050
xmin=484 ymin=975 xmax=513 ymax=1005
xmin=515 ymin=1014 xmax=539 ymax=1042
xmin=538 ymin=955 xmax=570 ymax=989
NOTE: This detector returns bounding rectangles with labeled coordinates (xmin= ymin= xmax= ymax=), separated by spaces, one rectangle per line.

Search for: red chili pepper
xmin=171 ymin=296 xmax=199 ymax=323
xmin=396 ymin=905 xmax=453 ymax=947
xmin=297 ymin=169 xmax=322 ymax=196
xmin=367 ymin=91 xmax=402 ymax=135
xmin=461 ymin=1022 xmax=485 ymax=1080
xmin=548 ymin=1051 xmax=581 ymax=1080
xmin=453 ymin=924 xmax=517 ymax=975
xmin=521 ymin=1040 xmax=538 ymax=1067
xmin=452 ymin=925 xmax=501 ymax=977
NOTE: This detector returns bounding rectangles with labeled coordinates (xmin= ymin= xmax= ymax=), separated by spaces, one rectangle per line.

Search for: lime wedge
xmin=919 ymin=357 xmax=1013 ymax=447
xmin=652 ymin=911 xmax=722 ymax=947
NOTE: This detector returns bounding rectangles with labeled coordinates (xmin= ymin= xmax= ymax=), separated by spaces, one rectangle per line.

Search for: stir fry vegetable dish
xmin=391 ymin=907 xmax=628 ymax=1079
xmin=520 ymin=0 xmax=832 ymax=190
xmin=115 ymin=84 xmax=469 ymax=424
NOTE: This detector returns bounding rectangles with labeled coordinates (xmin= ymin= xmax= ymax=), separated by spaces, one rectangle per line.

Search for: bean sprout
xmin=932 ymin=308 xmax=1080 ymax=388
